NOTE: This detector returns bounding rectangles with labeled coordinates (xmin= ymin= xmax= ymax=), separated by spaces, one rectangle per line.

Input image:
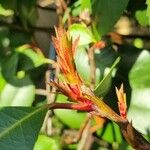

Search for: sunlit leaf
xmin=16 ymin=45 xmax=53 ymax=71
xmin=69 ymin=23 xmax=95 ymax=46
xmin=0 ymin=4 xmax=14 ymax=16
xmin=128 ymin=50 xmax=150 ymax=134
xmin=34 ymin=135 xmax=61 ymax=150
xmin=135 ymin=9 xmax=149 ymax=26
xmin=81 ymin=0 xmax=91 ymax=13
xmin=0 ymin=83 xmax=35 ymax=106
xmin=54 ymin=94 xmax=86 ymax=129
xmin=0 ymin=70 xmax=6 ymax=92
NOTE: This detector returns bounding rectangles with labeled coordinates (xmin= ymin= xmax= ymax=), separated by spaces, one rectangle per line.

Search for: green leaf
xmin=16 ymin=46 xmax=52 ymax=71
xmin=69 ymin=23 xmax=95 ymax=46
xmin=146 ymin=0 xmax=150 ymax=25
xmin=75 ymin=46 xmax=91 ymax=85
xmin=133 ymin=38 xmax=144 ymax=49
xmin=0 ymin=106 xmax=47 ymax=150
xmin=0 ymin=0 xmax=16 ymax=11
xmin=71 ymin=0 xmax=81 ymax=16
xmin=34 ymin=135 xmax=61 ymax=150
xmin=128 ymin=50 xmax=150 ymax=134
xmin=0 ymin=70 xmax=6 ymax=92
xmin=1 ymin=49 xmax=50 ymax=86
xmin=0 ymin=83 xmax=35 ymax=106
xmin=96 ymin=122 xmax=122 ymax=144
xmin=129 ymin=50 xmax=150 ymax=89
xmin=54 ymin=94 xmax=86 ymax=129
xmin=1 ymin=52 xmax=33 ymax=86
xmin=92 ymin=0 xmax=129 ymax=35
xmin=94 ymin=57 xmax=120 ymax=96
xmin=135 ymin=9 xmax=149 ymax=26
xmin=0 ymin=4 xmax=14 ymax=16
xmin=75 ymin=46 xmax=117 ymax=94
xmin=81 ymin=0 xmax=91 ymax=13
xmin=75 ymin=46 xmax=102 ymax=86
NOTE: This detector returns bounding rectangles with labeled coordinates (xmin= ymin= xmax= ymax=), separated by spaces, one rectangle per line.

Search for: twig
xmin=120 ymin=121 xmax=150 ymax=150
xmin=55 ymin=0 xmax=63 ymax=26
xmin=35 ymin=89 xmax=47 ymax=96
xmin=77 ymin=118 xmax=92 ymax=150
xmin=60 ymin=0 xmax=72 ymax=26
xmin=88 ymin=45 xmax=96 ymax=90
xmin=46 ymin=70 xmax=51 ymax=103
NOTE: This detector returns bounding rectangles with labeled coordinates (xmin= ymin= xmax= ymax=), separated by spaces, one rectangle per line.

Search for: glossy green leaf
xmin=71 ymin=0 xmax=81 ymax=16
xmin=0 ymin=106 xmax=47 ymax=150
xmin=34 ymin=135 xmax=61 ymax=150
xmin=135 ymin=9 xmax=149 ymax=26
xmin=96 ymin=122 xmax=122 ymax=144
xmin=0 ymin=4 xmax=14 ymax=16
xmin=129 ymin=50 xmax=150 ymax=89
xmin=1 ymin=49 xmax=50 ymax=86
xmin=128 ymin=50 xmax=150 ymax=134
xmin=0 ymin=83 xmax=35 ymax=106
xmin=54 ymin=94 xmax=86 ymax=129
xmin=1 ymin=52 xmax=32 ymax=86
xmin=16 ymin=46 xmax=52 ymax=71
xmin=75 ymin=46 xmax=102 ymax=86
xmin=75 ymin=46 xmax=117 ymax=95
xmin=69 ymin=24 xmax=95 ymax=46
xmin=81 ymin=0 xmax=91 ymax=13
xmin=75 ymin=46 xmax=91 ymax=85
xmin=92 ymin=0 xmax=129 ymax=35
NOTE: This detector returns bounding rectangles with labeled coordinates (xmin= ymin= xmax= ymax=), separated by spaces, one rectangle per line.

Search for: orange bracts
xmin=52 ymin=27 xmax=81 ymax=85
xmin=51 ymin=27 xmax=90 ymax=105
xmin=50 ymin=27 xmax=127 ymax=123
xmin=116 ymin=84 xmax=127 ymax=119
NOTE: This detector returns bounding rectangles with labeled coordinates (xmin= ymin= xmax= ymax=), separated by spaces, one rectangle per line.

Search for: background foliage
xmin=0 ymin=0 xmax=150 ymax=149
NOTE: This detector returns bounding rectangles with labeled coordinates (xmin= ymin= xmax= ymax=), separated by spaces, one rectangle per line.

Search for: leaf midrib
xmin=0 ymin=105 xmax=47 ymax=139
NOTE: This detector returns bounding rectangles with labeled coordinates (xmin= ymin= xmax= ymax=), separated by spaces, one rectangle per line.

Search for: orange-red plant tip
xmin=115 ymin=84 xmax=127 ymax=119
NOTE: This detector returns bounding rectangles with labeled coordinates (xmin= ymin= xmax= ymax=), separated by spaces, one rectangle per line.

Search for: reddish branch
xmin=48 ymin=102 xmax=150 ymax=149
xmin=48 ymin=27 xmax=150 ymax=149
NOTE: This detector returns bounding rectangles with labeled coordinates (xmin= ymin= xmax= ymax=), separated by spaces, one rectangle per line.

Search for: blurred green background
xmin=0 ymin=0 xmax=150 ymax=149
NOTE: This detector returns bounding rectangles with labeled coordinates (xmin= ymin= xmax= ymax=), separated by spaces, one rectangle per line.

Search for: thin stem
xmin=48 ymin=102 xmax=93 ymax=112
xmin=88 ymin=45 xmax=96 ymax=90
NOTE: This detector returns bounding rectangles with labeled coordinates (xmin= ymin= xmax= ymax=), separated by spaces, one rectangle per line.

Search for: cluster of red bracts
xmin=49 ymin=27 xmax=150 ymax=150
xmin=50 ymin=27 xmax=127 ymax=123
